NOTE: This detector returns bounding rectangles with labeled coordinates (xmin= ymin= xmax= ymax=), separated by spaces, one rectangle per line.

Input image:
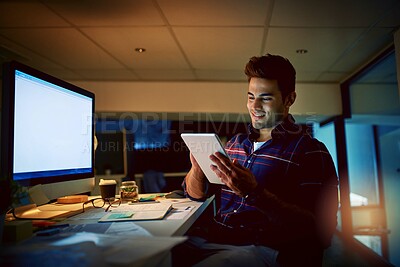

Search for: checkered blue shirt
xmin=185 ymin=115 xmax=338 ymax=249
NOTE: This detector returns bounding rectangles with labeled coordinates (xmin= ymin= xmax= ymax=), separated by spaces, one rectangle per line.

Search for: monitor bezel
xmin=1 ymin=61 xmax=95 ymax=187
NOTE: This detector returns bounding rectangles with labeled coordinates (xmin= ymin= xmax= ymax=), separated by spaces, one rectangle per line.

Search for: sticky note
xmin=108 ymin=212 xmax=134 ymax=219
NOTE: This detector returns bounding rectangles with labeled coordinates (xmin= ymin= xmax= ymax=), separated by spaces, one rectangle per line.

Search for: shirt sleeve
xmin=301 ymin=139 xmax=339 ymax=247
xmin=182 ymin=169 xmax=221 ymax=201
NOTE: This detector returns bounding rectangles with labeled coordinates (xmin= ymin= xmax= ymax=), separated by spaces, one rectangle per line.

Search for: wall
xmin=74 ymin=81 xmax=342 ymax=121
xmin=350 ymin=84 xmax=399 ymax=115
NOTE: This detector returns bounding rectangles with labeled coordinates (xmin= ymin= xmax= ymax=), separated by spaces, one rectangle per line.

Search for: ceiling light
xmin=135 ymin=48 xmax=146 ymax=53
xmin=296 ymin=49 xmax=308 ymax=54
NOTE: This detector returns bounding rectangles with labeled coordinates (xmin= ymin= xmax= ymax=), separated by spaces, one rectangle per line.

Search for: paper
xmin=1 ymin=230 xmax=179 ymax=267
xmin=1 ymin=241 xmax=106 ymax=267
xmin=99 ymin=203 xmax=173 ymax=222
xmin=56 ymin=222 xmax=152 ymax=237
xmin=28 ymin=184 xmax=50 ymax=206
xmin=66 ymin=208 xmax=105 ymax=220
xmin=105 ymin=222 xmax=151 ymax=237
xmin=165 ymin=206 xmax=194 ymax=220
xmin=51 ymin=233 xmax=187 ymax=266
xmin=107 ymin=236 xmax=187 ymax=266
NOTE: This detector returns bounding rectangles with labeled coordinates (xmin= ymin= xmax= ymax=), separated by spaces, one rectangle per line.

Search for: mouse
xmin=165 ymin=190 xmax=185 ymax=199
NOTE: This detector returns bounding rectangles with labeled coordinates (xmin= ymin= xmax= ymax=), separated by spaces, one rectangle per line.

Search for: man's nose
xmin=252 ymin=99 xmax=263 ymax=110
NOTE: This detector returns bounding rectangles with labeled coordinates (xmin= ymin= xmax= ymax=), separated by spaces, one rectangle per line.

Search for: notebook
xmin=98 ymin=202 xmax=173 ymax=222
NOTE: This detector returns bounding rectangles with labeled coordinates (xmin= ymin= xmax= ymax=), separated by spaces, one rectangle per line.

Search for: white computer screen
xmin=13 ymin=70 xmax=93 ymax=180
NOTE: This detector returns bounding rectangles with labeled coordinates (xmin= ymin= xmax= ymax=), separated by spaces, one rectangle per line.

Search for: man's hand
xmin=189 ymin=153 xmax=205 ymax=179
xmin=185 ymin=153 xmax=207 ymax=199
xmin=209 ymin=152 xmax=258 ymax=197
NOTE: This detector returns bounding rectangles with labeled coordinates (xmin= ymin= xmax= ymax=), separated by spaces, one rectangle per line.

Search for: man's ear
xmin=284 ymin=91 xmax=296 ymax=108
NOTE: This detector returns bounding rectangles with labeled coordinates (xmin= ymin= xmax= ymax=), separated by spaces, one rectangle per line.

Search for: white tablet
xmin=181 ymin=133 xmax=230 ymax=184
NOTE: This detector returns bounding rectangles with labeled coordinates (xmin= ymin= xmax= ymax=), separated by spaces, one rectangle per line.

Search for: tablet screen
xmin=181 ymin=133 xmax=230 ymax=184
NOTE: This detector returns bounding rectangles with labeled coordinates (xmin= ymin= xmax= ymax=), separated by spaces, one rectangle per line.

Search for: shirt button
xmin=247 ymin=160 xmax=251 ymax=163
xmin=233 ymin=210 xmax=237 ymax=213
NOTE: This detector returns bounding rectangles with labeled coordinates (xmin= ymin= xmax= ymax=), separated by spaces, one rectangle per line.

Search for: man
xmin=173 ymin=54 xmax=338 ymax=267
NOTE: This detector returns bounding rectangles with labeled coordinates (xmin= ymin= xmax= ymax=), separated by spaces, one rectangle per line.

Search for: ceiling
xmin=0 ymin=0 xmax=399 ymax=83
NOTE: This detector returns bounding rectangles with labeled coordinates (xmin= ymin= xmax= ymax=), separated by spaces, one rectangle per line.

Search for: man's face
xmin=247 ymin=77 xmax=287 ymax=130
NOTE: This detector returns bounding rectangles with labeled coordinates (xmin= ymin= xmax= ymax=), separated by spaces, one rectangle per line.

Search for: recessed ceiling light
xmin=296 ymin=49 xmax=308 ymax=54
xmin=135 ymin=48 xmax=146 ymax=53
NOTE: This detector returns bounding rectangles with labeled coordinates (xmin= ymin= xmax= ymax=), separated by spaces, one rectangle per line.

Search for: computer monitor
xmin=1 ymin=61 xmax=95 ymax=199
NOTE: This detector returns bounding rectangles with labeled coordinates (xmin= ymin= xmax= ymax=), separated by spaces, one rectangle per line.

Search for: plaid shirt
xmin=185 ymin=115 xmax=338 ymax=254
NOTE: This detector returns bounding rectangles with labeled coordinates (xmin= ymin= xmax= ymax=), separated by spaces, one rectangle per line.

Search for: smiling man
xmin=174 ymin=54 xmax=339 ymax=267
xmin=247 ymin=77 xmax=295 ymax=135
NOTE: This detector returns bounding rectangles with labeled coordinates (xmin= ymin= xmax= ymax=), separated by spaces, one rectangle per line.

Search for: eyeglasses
xmin=82 ymin=197 xmax=121 ymax=212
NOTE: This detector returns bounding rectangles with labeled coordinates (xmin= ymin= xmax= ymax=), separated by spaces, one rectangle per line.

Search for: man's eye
xmin=262 ymin=98 xmax=272 ymax=102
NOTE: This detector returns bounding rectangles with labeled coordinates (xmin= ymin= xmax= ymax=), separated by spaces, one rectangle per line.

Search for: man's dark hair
xmin=244 ymin=54 xmax=296 ymax=100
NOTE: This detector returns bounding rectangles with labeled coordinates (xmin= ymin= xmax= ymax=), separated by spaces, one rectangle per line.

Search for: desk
xmin=136 ymin=197 xmax=214 ymax=236
xmin=1 ymin=195 xmax=214 ymax=267
xmin=58 ymin=195 xmax=214 ymax=236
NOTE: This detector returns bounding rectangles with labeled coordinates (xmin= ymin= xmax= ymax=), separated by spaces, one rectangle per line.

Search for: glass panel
xmin=313 ymin=122 xmax=338 ymax=172
xmin=345 ymin=123 xmax=379 ymax=206
xmin=354 ymin=235 xmax=382 ymax=256
xmin=345 ymin=122 xmax=383 ymax=257
xmin=377 ymin=125 xmax=400 ymax=265
xmin=343 ymin=45 xmax=399 ymax=264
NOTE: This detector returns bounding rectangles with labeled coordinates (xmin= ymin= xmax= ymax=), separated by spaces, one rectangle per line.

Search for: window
xmin=341 ymin=45 xmax=399 ymax=264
